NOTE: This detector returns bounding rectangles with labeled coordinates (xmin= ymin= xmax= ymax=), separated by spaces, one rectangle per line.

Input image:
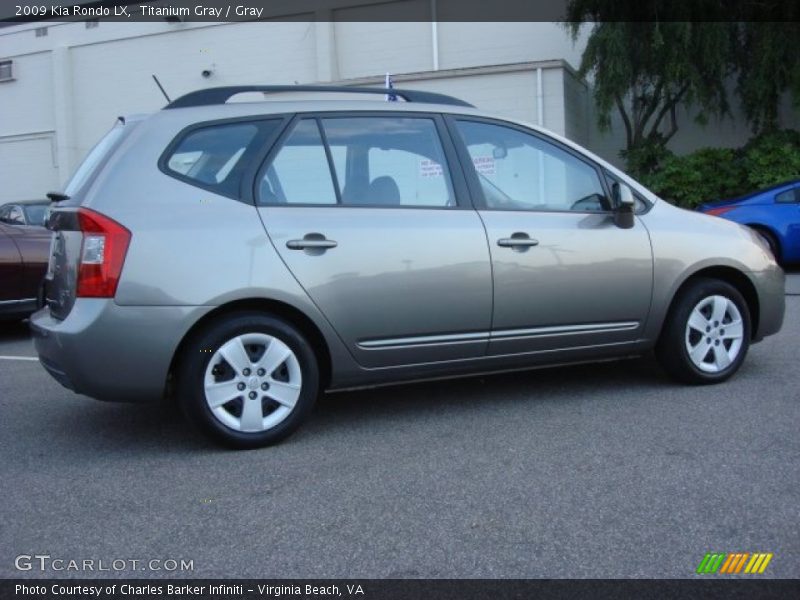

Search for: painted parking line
xmin=0 ymin=356 xmax=39 ymax=361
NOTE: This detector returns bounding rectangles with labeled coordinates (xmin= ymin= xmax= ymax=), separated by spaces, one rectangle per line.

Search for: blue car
xmin=698 ymin=180 xmax=800 ymax=265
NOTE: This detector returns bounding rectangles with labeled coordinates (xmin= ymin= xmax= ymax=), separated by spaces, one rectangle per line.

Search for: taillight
xmin=704 ymin=206 xmax=736 ymax=217
xmin=76 ymin=208 xmax=131 ymax=298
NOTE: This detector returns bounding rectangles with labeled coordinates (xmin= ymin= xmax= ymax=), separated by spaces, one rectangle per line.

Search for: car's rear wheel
xmin=177 ymin=312 xmax=319 ymax=448
xmin=656 ymin=278 xmax=751 ymax=384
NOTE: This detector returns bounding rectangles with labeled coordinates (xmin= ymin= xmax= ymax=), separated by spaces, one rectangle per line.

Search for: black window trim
xmin=158 ymin=114 xmax=292 ymax=204
xmin=316 ymin=117 xmax=344 ymax=205
xmin=444 ymin=114 xmax=653 ymax=216
xmin=602 ymin=168 xmax=654 ymax=216
xmin=253 ymin=110 xmax=471 ymax=210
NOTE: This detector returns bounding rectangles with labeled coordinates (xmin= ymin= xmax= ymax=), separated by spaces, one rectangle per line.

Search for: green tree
xmin=735 ymin=21 xmax=800 ymax=132
xmin=566 ymin=1 xmax=800 ymax=175
xmin=566 ymin=19 xmax=731 ymax=177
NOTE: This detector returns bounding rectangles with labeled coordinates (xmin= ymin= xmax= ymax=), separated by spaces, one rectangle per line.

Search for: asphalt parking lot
xmin=1 ymin=273 xmax=798 ymax=579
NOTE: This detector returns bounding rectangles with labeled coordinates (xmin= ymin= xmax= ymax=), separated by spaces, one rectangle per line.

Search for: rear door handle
xmin=497 ymin=233 xmax=539 ymax=249
xmin=286 ymin=233 xmax=337 ymax=251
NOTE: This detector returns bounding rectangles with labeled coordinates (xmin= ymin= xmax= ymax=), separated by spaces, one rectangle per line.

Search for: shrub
xmin=636 ymin=129 xmax=800 ymax=208
xmin=740 ymin=129 xmax=800 ymax=189
xmin=639 ymin=147 xmax=745 ymax=208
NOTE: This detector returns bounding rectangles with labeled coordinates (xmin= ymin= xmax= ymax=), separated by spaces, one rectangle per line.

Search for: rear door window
xmin=260 ymin=119 xmax=338 ymax=205
xmin=321 ymin=117 xmax=454 ymax=207
xmin=257 ymin=115 xmax=456 ymax=208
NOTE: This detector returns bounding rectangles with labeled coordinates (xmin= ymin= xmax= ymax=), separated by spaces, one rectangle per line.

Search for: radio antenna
xmin=152 ymin=74 xmax=171 ymax=103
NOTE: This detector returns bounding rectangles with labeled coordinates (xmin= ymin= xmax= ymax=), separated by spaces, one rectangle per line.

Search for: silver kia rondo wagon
xmin=31 ymin=86 xmax=785 ymax=448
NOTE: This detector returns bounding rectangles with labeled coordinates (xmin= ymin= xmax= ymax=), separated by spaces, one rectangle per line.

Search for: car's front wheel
xmin=752 ymin=227 xmax=781 ymax=264
xmin=656 ymin=278 xmax=751 ymax=384
xmin=177 ymin=312 xmax=319 ymax=448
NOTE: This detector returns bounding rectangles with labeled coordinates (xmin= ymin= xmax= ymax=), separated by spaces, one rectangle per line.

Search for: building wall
xmin=0 ymin=18 xmax=586 ymax=198
xmin=0 ymin=50 xmax=59 ymax=198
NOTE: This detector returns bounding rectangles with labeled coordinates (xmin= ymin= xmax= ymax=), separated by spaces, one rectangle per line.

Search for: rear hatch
xmin=44 ymin=118 xmax=137 ymax=320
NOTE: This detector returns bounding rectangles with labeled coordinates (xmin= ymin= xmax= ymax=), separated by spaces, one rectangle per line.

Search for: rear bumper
xmin=30 ymin=299 xmax=207 ymax=403
xmin=750 ymin=266 xmax=785 ymax=342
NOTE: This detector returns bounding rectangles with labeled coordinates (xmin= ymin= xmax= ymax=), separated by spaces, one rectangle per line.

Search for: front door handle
xmin=286 ymin=233 xmax=337 ymax=252
xmin=287 ymin=239 xmax=338 ymax=250
xmin=497 ymin=233 xmax=539 ymax=250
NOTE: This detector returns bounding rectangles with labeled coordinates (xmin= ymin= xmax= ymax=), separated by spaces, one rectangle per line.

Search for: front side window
xmin=455 ymin=120 xmax=608 ymax=213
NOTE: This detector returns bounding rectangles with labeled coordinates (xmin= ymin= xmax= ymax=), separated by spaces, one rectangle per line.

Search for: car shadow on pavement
xmin=304 ymin=355 xmax=668 ymax=439
xmin=39 ymin=396 xmax=212 ymax=455
xmin=37 ymin=355 xmax=666 ymax=454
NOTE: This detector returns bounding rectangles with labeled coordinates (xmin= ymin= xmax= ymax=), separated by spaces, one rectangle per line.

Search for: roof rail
xmin=164 ymin=85 xmax=474 ymax=109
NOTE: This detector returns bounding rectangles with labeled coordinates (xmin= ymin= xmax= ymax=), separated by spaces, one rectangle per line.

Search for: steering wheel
xmin=570 ymin=194 xmax=606 ymax=212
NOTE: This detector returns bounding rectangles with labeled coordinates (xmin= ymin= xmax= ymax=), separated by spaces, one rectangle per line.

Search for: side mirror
xmin=612 ymin=183 xmax=635 ymax=229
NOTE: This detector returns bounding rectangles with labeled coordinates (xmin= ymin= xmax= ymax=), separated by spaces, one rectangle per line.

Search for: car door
xmin=0 ymin=224 xmax=23 ymax=302
xmin=448 ymin=117 xmax=653 ymax=356
xmin=10 ymin=223 xmax=51 ymax=299
xmin=255 ymin=114 xmax=493 ymax=368
xmin=773 ymin=187 xmax=800 ymax=262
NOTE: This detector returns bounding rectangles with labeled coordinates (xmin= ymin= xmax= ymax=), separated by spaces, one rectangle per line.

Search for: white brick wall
xmin=437 ymin=22 xmax=584 ymax=72
xmin=334 ymin=21 xmax=431 ymax=78
xmin=68 ymin=21 xmax=320 ymax=154
xmin=1 ymin=18 xmax=590 ymax=197
xmin=0 ymin=51 xmax=54 ymax=135
xmin=0 ymin=134 xmax=59 ymax=198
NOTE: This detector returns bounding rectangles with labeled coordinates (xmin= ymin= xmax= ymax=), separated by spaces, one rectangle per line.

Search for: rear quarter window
xmin=775 ymin=188 xmax=799 ymax=203
xmin=163 ymin=119 xmax=282 ymax=199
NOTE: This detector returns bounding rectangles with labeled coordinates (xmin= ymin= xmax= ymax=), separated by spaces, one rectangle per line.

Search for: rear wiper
xmin=46 ymin=191 xmax=70 ymax=202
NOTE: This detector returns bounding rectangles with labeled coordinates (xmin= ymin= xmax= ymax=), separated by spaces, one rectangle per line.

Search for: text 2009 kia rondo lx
xmin=31 ymin=86 xmax=785 ymax=448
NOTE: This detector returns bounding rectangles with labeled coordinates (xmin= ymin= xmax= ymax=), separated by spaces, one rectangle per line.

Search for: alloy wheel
xmin=684 ymin=295 xmax=744 ymax=374
xmin=203 ymin=333 xmax=302 ymax=432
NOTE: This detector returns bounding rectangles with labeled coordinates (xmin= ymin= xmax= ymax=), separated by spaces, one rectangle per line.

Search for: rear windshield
xmin=64 ymin=121 xmax=127 ymax=197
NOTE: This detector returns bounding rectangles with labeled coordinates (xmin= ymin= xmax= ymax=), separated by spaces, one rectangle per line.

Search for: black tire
xmin=751 ymin=227 xmax=781 ymax=264
xmin=656 ymin=278 xmax=751 ymax=385
xmin=177 ymin=312 xmax=319 ymax=449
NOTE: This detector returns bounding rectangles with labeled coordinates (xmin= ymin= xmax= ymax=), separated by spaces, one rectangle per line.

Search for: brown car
xmin=0 ymin=220 xmax=50 ymax=320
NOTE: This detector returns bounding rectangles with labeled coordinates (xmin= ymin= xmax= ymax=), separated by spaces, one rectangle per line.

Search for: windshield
xmin=64 ymin=122 xmax=127 ymax=197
